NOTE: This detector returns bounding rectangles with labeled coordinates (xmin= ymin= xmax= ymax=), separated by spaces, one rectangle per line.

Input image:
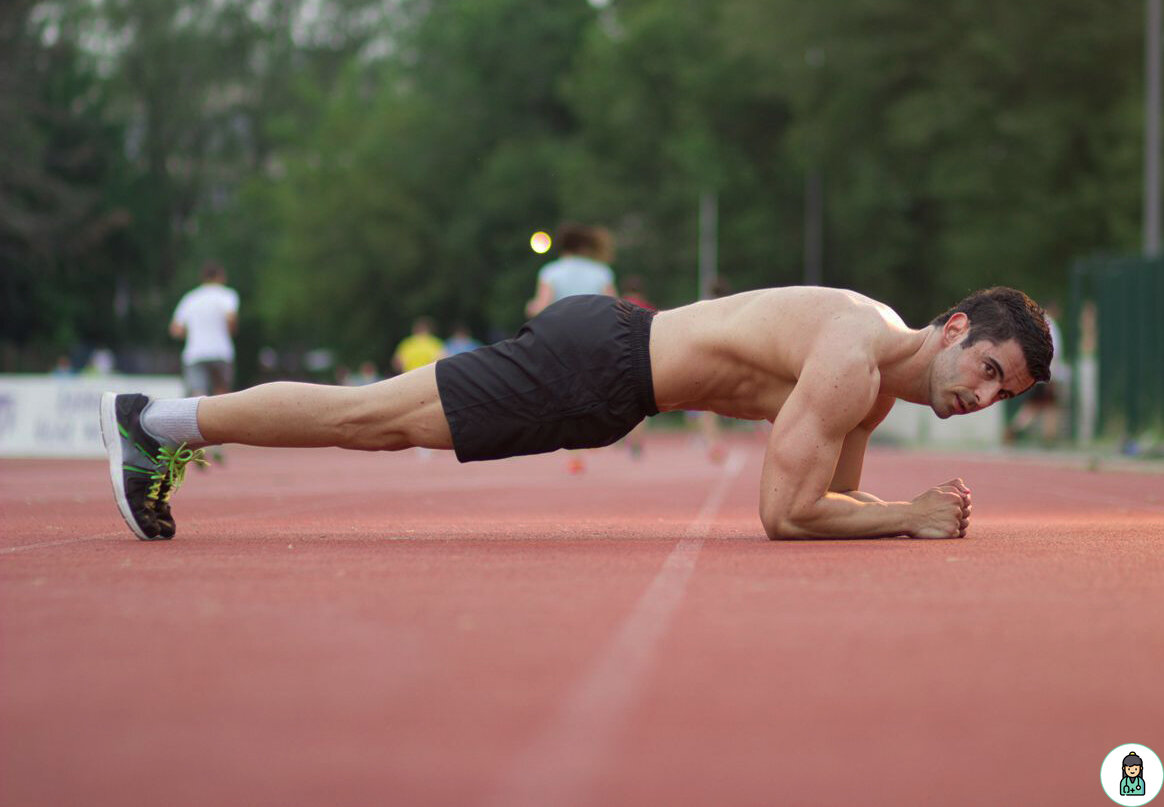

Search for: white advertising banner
xmin=875 ymin=399 xmax=1004 ymax=446
xmin=0 ymin=375 xmax=185 ymax=459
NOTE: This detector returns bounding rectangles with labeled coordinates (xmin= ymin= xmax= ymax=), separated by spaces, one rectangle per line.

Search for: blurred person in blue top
xmin=526 ymin=223 xmax=619 ymax=473
xmin=525 ymin=223 xmax=617 ymax=318
xmin=444 ymin=324 xmax=483 ymax=356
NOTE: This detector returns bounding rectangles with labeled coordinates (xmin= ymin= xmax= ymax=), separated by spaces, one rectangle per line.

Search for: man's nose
xmin=968 ymin=386 xmax=989 ymax=409
xmin=979 ymin=382 xmax=1004 ymax=407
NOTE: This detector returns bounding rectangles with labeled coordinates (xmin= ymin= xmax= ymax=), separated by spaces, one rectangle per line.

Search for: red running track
xmin=2 ymin=433 xmax=1162 ymax=807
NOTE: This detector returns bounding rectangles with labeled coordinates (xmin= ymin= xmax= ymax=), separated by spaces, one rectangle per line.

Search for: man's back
xmin=172 ymin=283 xmax=239 ymax=364
xmin=650 ymin=286 xmax=912 ymax=420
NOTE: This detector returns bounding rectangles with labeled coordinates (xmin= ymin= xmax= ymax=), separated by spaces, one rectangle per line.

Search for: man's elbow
xmin=760 ymin=507 xmax=812 ymax=541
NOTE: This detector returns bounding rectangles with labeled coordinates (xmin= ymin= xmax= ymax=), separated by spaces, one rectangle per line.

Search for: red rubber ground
xmin=2 ymin=433 xmax=1162 ymax=806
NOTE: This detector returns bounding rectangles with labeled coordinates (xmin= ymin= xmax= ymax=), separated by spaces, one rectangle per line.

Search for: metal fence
xmin=1067 ymin=256 xmax=1164 ymax=446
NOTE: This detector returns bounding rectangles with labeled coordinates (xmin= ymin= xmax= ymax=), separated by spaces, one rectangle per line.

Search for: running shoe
xmin=99 ymin=393 xmax=206 ymax=540
xmin=152 ymin=439 xmax=208 ymax=538
xmin=152 ymin=482 xmax=177 ymax=539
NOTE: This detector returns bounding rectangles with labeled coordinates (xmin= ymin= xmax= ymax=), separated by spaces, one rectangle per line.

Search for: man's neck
xmin=877 ymin=325 xmax=941 ymax=405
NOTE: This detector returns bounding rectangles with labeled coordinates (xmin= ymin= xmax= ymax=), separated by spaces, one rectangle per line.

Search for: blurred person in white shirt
xmin=170 ymin=260 xmax=239 ymax=398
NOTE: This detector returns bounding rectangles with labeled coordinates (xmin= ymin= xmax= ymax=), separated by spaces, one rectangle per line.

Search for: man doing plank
xmin=100 ymin=286 xmax=1051 ymax=541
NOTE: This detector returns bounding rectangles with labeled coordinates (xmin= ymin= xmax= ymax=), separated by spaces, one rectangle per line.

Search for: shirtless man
xmin=100 ymin=286 xmax=1052 ymax=542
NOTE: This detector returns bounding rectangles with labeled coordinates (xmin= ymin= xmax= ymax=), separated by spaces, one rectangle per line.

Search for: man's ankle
xmin=140 ymin=397 xmax=208 ymax=447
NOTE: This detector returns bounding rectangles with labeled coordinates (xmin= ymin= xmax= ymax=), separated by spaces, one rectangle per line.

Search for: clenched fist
xmin=909 ymin=478 xmax=972 ymax=538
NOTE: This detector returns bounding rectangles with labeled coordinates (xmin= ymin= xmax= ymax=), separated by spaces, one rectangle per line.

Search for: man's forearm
xmin=835 ymin=489 xmax=885 ymax=504
xmin=764 ymin=491 xmax=912 ymax=540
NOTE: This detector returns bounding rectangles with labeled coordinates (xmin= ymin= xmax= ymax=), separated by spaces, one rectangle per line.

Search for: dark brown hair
xmin=555 ymin=223 xmax=614 ymax=263
xmin=930 ymin=287 xmax=1053 ymax=383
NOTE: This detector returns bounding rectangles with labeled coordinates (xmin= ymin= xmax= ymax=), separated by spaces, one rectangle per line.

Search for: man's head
xmin=927 ymin=287 xmax=1053 ymax=418
xmin=201 ymin=260 xmax=227 ymax=284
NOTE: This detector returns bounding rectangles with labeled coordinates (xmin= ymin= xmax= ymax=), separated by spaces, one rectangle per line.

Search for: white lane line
xmin=483 ymin=450 xmax=746 ymax=807
xmin=0 ymin=534 xmax=120 ymax=554
xmin=686 ymin=450 xmax=745 ymax=537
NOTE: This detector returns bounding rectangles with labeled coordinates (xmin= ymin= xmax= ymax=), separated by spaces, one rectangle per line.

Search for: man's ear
xmin=942 ymin=312 xmax=970 ymax=347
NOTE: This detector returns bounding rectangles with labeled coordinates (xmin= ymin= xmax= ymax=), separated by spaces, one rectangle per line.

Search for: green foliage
xmin=262 ymin=0 xmax=597 ymax=355
xmin=0 ymin=1 xmax=136 ymax=363
xmin=727 ymin=0 xmax=1143 ymax=321
xmin=1 ymin=0 xmax=1152 ymax=376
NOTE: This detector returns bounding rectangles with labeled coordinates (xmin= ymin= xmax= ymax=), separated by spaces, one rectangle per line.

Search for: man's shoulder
xmin=734 ymin=286 xmax=899 ymax=323
xmin=804 ymin=296 xmax=897 ymax=354
xmin=796 ymin=301 xmax=896 ymax=396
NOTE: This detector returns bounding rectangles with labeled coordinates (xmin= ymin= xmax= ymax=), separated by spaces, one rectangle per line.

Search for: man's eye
xmin=984 ymin=363 xmax=994 ymax=377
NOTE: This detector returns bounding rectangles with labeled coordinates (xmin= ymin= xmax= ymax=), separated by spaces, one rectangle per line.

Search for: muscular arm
xmin=759 ymin=357 xmax=915 ymax=539
xmin=828 ymin=393 xmax=973 ymax=536
xmin=827 ymin=395 xmax=895 ymax=504
xmin=760 ymin=359 xmax=970 ymax=540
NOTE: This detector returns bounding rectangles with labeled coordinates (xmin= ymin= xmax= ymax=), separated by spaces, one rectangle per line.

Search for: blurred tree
xmin=561 ymin=0 xmax=803 ymax=307
xmin=0 ymin=0 xmax=1149 ymax=376
xmin=0 ymin=0 xmax=135 ymax=368
xmin=262 ymin=0 xmax=597 ymax=359
xmin=726 ymin=0 xmax=1142 ymax=323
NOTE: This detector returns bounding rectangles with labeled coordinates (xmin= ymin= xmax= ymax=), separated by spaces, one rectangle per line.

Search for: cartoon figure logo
xmin=1103 ymin=744 xmax=1162 ymax=805
xmin=1123 ymin=752 xmax=1147 ymax=797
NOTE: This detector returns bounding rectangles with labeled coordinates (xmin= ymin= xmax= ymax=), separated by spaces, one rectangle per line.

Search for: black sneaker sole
xmin=100 ymin=392 xmax=168 ymax=541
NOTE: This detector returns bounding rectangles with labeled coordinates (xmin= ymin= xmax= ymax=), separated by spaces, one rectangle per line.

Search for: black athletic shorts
xmin=435 ymin=295 xmax=659 ymax=462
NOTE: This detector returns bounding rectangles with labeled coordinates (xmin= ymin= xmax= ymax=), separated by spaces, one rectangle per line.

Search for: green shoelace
xmin=148 ymin=443 xmax=209 ymax=505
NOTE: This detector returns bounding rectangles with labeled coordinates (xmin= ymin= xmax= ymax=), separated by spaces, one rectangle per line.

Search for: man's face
xmin=1126 ymin=765 xmax=1142 ymax=778
xmin=930 ymin=315 xmax=1035 ymax=419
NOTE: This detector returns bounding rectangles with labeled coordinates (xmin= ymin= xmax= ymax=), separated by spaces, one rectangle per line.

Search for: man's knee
xmin=330 ymin=383 xmax=449 ymax=452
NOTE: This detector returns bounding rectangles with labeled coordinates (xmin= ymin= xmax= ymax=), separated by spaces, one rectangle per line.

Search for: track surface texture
xmin=2 ymin=433 xmax=1162 ymax=807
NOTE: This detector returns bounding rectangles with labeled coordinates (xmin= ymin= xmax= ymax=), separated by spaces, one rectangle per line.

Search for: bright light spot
xmin=530 ymin=231 xmax=552 ymax=254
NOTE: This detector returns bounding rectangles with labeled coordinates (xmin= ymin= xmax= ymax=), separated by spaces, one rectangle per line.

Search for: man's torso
xmin=649 ymin=286 xmax=913 ymax=422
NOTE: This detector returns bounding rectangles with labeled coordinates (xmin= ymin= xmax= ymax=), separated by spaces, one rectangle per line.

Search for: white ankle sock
xmin=140 ymin=397 xmax=208 ymax=447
